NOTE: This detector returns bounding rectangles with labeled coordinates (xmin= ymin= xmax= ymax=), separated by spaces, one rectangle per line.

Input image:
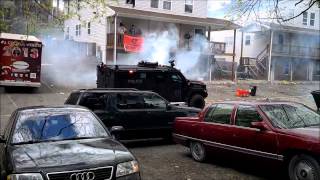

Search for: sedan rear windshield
xmin=12 ymin=109 xmax=109 ymax=144
xmin=260 ymin=104 xmax=320 ymax=129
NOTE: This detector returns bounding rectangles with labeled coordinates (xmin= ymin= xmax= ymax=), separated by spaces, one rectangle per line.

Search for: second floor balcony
xmin=272 ymin=44 xmax=320 ymax=58
xmin=106 ymin=33 xmax=226 ymax=55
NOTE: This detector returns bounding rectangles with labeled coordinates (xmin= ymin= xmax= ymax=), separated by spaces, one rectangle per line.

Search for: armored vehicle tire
xmin=189 ymin=94 xmax=205 ymax=109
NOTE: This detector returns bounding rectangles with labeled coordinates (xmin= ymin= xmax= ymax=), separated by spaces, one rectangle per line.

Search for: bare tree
xmin=229 ymin=0 xmax=320 ymax=22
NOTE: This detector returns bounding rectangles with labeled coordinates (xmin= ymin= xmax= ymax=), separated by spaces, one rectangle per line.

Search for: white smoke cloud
xmin=41 ymin=24 xmax=210 ymax=89
xmin=41 ymin=36 xmax=97 ymax=89
xmin=116 ymin=24 xmax=210 ymax=80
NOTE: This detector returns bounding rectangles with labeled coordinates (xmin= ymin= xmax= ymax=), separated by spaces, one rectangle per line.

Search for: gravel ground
xmin=0 ymin=80 xmax=319 ymax=180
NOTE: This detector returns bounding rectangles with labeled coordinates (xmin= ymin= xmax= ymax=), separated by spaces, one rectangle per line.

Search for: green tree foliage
xmin=0 ymin=0 xmax=117 ymax=35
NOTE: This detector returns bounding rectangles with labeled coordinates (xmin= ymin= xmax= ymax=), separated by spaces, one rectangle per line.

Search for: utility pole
xmin=113 ymin=14 xmax=117 ymax=65
xmin=268 ymin=30 xmax=274 ymax=82
xmin=231 ymin=29 xmax=236 ymax=81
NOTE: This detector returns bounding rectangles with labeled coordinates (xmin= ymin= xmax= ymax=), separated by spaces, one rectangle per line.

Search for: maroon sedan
xmin=173 ymin=101 xmax=320 ymax=180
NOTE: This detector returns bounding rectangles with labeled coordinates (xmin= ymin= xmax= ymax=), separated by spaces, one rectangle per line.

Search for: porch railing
xmin=272 ymin=44 xmax=320 ymax=58
xmin=208 ymin=41 xmax=226 ymax=55
xmin=106 ymin=33 xmax=226 ymax=55
xmin=107 ymin=33 xmax=124 ymax=49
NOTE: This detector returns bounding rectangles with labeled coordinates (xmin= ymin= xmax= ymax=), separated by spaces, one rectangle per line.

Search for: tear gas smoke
xmin=41 ymin=36 xmax=97 ymax=89
xmin=41 ymin=24 xmax=210 ymax=89
xmin=116 ymin=24 xmax=211 ymax=80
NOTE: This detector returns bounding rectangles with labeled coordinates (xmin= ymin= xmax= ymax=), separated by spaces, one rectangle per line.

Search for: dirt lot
xmin=0 ymin=80 xmax=319 ymax=180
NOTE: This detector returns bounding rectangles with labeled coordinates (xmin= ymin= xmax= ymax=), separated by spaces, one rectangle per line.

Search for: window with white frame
xmin=151 ymin=0 xmax=159 ymax=8
xmin=87 ymin=22 xmax=91 ymax=35
xmin=195 ymin=28 xmax=204 ymax=35
xmin=314 ymin=61 xmax=320 ymax=75
xmin=310 ymin=13 xmax=315 ymax=26
xmin=283 ymin=62 xmax=289 ymax=75
xmin=163 ymin=0 xmax=171 ymax=10
xmin=278 ymin=34 xmax=284 ymax=44
xmin=76 ymin=24 xmax=81 ymax=36
xmin=185 ymin=0 xmax=193 ymax=13
xmin=288 ymin=9 xmax=294 ymax=18
xmin=225 ymin=37 xmax=233 ymax=46
xmin=77 ymin=0 xmax=81 ymax=11
xmin=245 ymin=35 xmax=251 ymax=45
xmin=66 ymin=27 xmax=70 ymax=39
xmin=75 ymin=25 xmax=79 ymax=36
xmin=303 ymin=12 xmax=308 ymax=25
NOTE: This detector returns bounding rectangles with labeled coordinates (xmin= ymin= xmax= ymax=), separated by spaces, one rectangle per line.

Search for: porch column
xmin=113 ymin=14 xmax=118 ymax=65
xmin=231 ymin=29 xmax=236 ymax=81
xmin=290 ymin=59 xmax=293 ymax=81
xmin=102 ymin=48 xmax=106 ymax=64
xmin=309 ymin=60 xmax=314 ymax=81
xmin=240 ymin=31 xmax=244 ymax=62
xmin=268 ymin=30 xmax=274 ymax=82
xmin=207 ymin=26 xmax=211 ymax=41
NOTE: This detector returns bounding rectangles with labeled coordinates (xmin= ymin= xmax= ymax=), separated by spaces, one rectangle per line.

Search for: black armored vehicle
xmin=97 ymin=61 xmax=208 ymax=108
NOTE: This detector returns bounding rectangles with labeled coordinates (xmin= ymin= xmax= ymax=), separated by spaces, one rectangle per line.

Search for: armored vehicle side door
xmin=165 ymin=72 xmax=186 ymax=102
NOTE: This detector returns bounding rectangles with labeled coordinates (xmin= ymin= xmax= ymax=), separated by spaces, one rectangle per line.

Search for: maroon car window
xmin=282 ymin=104 xmax=320 ymax=128
xmin=260 ymin=105 xmax=289 ymax=128
xmin=204 ymin=105 xmax=217 ymax=122
xmin=236 ymin=105 xmax=262 ymax=127
xmin=205 ymin=104 xmax=233 ymax=124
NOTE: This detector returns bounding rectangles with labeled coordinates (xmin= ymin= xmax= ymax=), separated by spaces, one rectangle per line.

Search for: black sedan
xmin=0 ymin=106 xmax=140 ymax=180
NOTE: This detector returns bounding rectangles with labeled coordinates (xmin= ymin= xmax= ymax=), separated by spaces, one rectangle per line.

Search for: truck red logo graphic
xmin=30 ymin=48 xmax=39 ymax=59
xmin=12 ymin=47 xmax=22 ymax=57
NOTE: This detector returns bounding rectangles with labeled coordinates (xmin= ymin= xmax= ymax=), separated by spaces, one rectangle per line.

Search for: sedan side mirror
xmin=110 ymin=126 xmax=124 ymax=139
xmin=250 ymin=121 xmax=267 ymax=131
xmin=166 ymin=104 xmax=172 ymax=110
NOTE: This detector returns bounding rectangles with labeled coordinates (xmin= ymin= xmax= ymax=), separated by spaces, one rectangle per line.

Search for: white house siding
xmin=111 ymin=17 xmax=205 ymax=37
xmin=113 ymin=0 xmax=208 ymax=18
xmin=64 ymin=0 xmax=210 ymax=63
xmin=64 ymin=4 xmax=112 ymax=62
xmin=278 ymin=0 xmax=320 ymax=31
xmin=210 ymin=30 xmax=269 ymax=64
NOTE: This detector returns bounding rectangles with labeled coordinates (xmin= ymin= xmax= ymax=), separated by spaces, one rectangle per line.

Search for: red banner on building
xmin=123 ymin=34 xmax=144 ymax=53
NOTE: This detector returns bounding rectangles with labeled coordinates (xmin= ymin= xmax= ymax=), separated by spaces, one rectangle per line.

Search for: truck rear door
xmin=0 ymin=36 xmax=42 ymax=87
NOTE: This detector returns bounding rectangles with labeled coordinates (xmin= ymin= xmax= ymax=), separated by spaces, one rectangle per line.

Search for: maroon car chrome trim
xmin=173 ymin=133 xmax=283 ymax=161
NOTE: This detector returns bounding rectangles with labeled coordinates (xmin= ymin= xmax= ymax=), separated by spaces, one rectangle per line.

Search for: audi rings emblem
xmin=70 ymin=172 xmax=95 ymax=180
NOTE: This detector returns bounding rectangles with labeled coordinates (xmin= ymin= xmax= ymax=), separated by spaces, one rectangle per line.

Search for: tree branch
xmin=295 ymin=0 xmax=304 ymax=6
xmin=282 ymin=0 xmax=317 ymax=22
